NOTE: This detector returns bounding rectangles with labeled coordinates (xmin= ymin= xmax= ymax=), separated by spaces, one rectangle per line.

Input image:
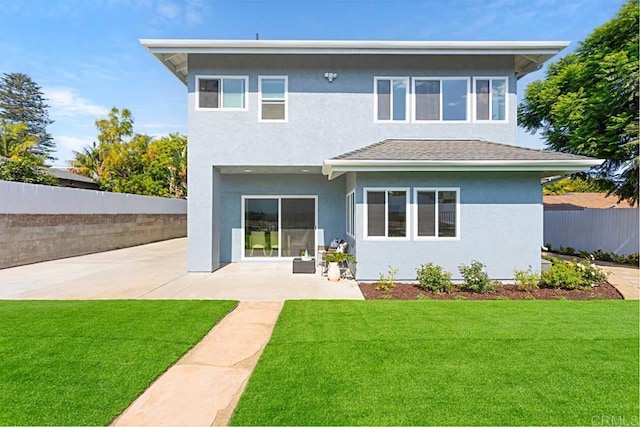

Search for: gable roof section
xmin=322 ymin=139 xmax=602 ymax=179
xmin=140 ymin=39 xmax=570 ymax=84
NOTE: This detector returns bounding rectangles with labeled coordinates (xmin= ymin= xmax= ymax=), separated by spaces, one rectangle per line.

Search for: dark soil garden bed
xmin=359 ymin=282 xmax=624 ymax=300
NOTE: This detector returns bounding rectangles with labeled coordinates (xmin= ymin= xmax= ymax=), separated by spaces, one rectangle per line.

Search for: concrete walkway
xmin=0 ymin=238 xmax=363 ymax=301
xmin=113 ymin=301 xmax=283 ymax=426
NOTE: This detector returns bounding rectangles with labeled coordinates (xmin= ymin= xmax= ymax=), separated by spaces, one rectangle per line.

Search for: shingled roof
xmin=322 ymin=138 xmax=602 ymax=180
xmin=331 ymin=139 xmax=594 ymax=161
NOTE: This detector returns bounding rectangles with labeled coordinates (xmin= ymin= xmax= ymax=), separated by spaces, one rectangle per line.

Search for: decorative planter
xmin=327 ymin=262 xmax=341 ymax=281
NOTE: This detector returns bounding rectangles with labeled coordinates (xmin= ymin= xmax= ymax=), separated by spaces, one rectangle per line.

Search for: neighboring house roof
xmin=322 ymin=138 xmax=602 ymax=180
xmin=50 ymin=168 xmax=96 ymax=184
xmin=140 ymin=39 xmax=570 ymax=84
xmin=544 ymin=192 xmax=635 ymax=210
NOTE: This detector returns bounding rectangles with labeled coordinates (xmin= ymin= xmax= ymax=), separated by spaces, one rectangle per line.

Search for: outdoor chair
xmin=269 ymin=232 xmax=279 ymax=257
xmin=250 ymin=231 xmax=267 ymax=256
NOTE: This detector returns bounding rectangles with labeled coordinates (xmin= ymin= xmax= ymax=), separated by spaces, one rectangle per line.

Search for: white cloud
xmin=157 ymin=0 xmax=181 ymax=19
xmin=55 ymin=135 xmax=94 ymax=152
xmin=43 ymin=87 xmax=109 ymax=118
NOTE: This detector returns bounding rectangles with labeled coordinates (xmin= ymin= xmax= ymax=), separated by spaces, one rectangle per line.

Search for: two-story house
xmin=141 ymin=40 xmax=600 ymax=280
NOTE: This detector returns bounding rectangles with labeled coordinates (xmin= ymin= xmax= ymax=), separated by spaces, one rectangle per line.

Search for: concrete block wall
xmin=0 ymin=181 xmax=187 ymax=269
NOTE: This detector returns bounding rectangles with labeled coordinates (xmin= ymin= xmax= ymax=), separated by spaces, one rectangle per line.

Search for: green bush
xmin=376 ymin=266 xmax=398 ymax=292
xmin=542 ymin=257 xmax=607 ymax=290
xmin=513 ymin=267 xmax=540 ymax=292
xmin=557 ymin=246 xmax=576 ymax=255
xmin=541 ymin=261 xmax=584 ymax=290
xmin=575 ymin=260 xmax=607 ymax=286
xmin=416 ymin=263 xmax=453 ymax=293
xmin=458 ymin=260 xmax=497 ymax=294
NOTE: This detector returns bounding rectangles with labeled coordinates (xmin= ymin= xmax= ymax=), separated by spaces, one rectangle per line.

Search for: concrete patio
xmin=0 ymin=238 xmax=363 ymax=300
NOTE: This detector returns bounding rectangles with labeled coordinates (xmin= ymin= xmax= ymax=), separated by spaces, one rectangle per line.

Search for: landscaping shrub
xmin=376 ymin=266 xmax=398 ymax=292
xmin=513 ymin=267 xmax=540 ymax=292
xmin=416 ymin=262 xmax=452 ymax=293
xmin=557 ymin=246 xmax=576 ymax=255
xmin=542 ymin=257 xmax=607 ymax=290
xmin=458 ymin=260 xmax=497 ymax=293
xmin=541 ymin=261 xmax=585 ymax=290
xmin=575 ymin=259 xmax=607 ymax=286
xmin=592 ymin=249 xmax=640 ymax=266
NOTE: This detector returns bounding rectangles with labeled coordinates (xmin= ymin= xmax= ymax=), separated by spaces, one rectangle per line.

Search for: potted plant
xmin=322 ymin=252 xmax=356 ymax=281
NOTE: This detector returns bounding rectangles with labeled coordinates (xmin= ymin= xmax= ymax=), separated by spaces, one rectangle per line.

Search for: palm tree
xmin=70 ymin=141 xmax=103 ymax=181
xmin=0 ymin=120 xmax=38 ymax=160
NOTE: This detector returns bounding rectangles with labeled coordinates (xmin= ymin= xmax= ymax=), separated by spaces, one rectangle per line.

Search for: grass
xmin=232 ymin=300 xmax=639 ymax=426
xmin=0 ymin=300 xmax=237 ymax=426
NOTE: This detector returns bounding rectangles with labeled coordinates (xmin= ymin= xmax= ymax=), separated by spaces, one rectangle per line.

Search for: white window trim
xmin=412 ymin=187 xmax=461 ymax=240
xmin=472 ymin=76 xmax=509 ymax=123
xmin=240 ymin=195 xmax=318 ymax=261
xmin=363 ymin=187 xmax=410 ymax=240
xmin=411 ymin=77 xmax=471 ymax=123
xmin=346 ymin=190 xmax=355 ymax=238
xmin=258 ymin=75 xmax=288 ymax=123
xmin=373 ymin=76 xmax=410 ymax=123
xmin=195 ymin=75 xmax=249 ymax=111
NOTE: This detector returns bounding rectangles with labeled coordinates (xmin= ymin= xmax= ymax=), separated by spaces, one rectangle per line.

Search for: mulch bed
xmin=359 ymin=282 xmax=624 ymax=300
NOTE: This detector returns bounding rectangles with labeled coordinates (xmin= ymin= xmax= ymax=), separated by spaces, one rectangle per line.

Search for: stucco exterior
xmin=186 ymin=53 xmax=527 ymax=274
xmin=136 ymin=38 xmax=604 ymax=281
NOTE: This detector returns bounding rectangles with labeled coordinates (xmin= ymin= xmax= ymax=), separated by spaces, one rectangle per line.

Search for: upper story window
xmin=374 ymin=77 xmax=409 ymax=122
xmin=413 ymin=78 xmax=469 ymax=122
xmin=259 ymin=76 xmax=288 ymax=122
xmin=364 ymin=188 xmax=409 ymax=239
xmin=196 ymin=75 xmax=248 ymax=111
xmin=474 ymin=77 xmax=507 ymax=121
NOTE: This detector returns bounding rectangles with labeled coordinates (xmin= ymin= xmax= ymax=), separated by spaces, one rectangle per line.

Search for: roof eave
xmin=321 ymin=159 xmax=603 ymax=180
xmin=139 ymin=39 xmax=570 ymax=84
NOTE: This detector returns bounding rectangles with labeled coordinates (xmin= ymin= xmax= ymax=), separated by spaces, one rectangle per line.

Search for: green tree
xmin=543 ymin=177 xmax=603 ymax=195
xmin=0 ymin=157 xmax=57 ymax=186
xmin=0 ymin=120 xmax=57 ymax=185
xmin=0 ymin=121 xmax=38 ymax=159
xmin=0 ymin=73 xmax=55 ymax=159
xmin=519 ymin=0 xmax=639 ymax=205
xmin=70 ymin=108 xmax=187 ymax=198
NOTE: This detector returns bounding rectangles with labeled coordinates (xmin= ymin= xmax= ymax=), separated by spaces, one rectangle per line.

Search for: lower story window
xmin=346 ymin=191 xmax=355 ymax=237
xmin=414 ymin=188 xmax=459 ymax=238
xmin=365 ymin=189 xmax=408 ymax=238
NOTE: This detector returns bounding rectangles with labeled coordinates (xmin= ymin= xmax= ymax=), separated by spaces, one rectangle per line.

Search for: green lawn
xmin=0 ymin=300 xmax=237 ymax=426
xmin=232 ymin=300 xmax=639 ymax=426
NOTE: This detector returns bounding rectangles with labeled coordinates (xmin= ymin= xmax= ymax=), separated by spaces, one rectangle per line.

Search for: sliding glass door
xmin=243 ymin=196 xmax=316 ymax=259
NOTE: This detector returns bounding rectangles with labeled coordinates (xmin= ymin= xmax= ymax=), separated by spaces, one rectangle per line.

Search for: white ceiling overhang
xmin=140 ymin=39 xmax=571 ymax=84
xmin=321 ymin=159 xmax=603 ymax=180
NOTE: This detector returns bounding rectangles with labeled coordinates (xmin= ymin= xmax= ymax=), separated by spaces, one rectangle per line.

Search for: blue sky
xmin=0 ymin=0 xmax=626 ymax=166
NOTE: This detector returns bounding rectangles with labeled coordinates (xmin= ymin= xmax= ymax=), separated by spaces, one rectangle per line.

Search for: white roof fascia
xmin=140 ymin=39 xmax=570 ymax=85
xmin=140 ymin=39 xmax=570 ymax=53
xmin=321 ymin=159 xmax=603 ymax=180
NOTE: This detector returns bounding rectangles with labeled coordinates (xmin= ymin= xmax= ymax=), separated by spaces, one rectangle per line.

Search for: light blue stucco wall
xmin=352 ymin=171 xmax=543 ymax=281
xmin=185 ymin=53 xmax=524 ymax=272
xmin=188 ymin=54 xmax=517 ymax=166
xmin=218 ymin=173 xmax=345 ymax=263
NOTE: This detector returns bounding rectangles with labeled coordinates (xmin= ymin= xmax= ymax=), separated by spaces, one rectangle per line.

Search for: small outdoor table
xmin=292 ymin=257 xmax=316 ymax=274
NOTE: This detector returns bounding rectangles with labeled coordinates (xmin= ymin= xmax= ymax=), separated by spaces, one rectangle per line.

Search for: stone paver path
xmin=112 ymin=301 xmax=283 ymax=426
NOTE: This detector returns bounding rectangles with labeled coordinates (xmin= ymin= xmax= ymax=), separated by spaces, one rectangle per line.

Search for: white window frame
xmin=412 ymin=187 xmax=460 ymax=240
xmin=411 ymin=77 xmax=471 ymax=123
xmin=258 ymin=75 xmax=288 ymax=123
xmin=373 ymin=76 xmax=410 ymax=123
xmin=240 ymin=195 xmax=318 ymax=261
xmin=346 ymin=190 xmax=355 ymax=238
xmin=363 ymin=187 xmax=410 ymax=240
xmin=472 ymin=76 xmax=509 ymax=123
xmin=195 ymin=75 xmax=249 ymax=111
